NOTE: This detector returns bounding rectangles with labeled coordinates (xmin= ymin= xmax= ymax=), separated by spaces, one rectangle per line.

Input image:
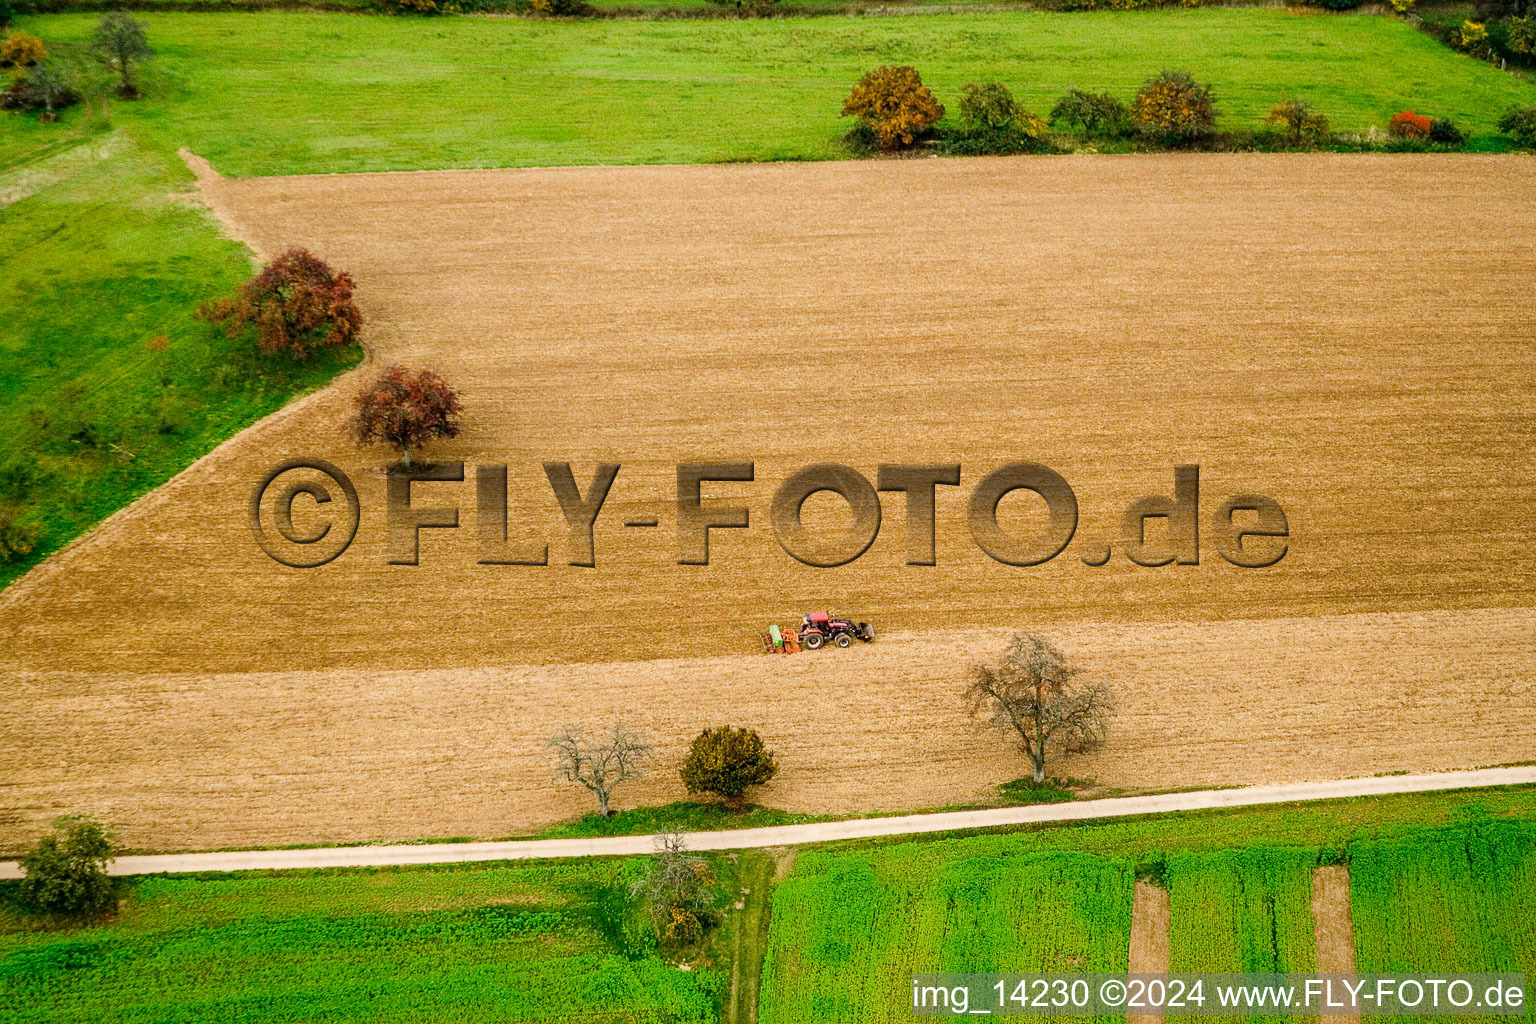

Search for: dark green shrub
xmin=0 ymin=1 xmax=17 ymax=30
xmin=1316 ymin=0 xmax=1362 ymax=9
xmin=939 ymin=82 xmax=1051 ymax=155
xmin=1498 ymin=105 xmax=1536 ymax=147
xmin=999 ymin=777 xmax=1076 ymax=803
xmin=679 ymin=726 xmax=778 ymax=804
xmin=1428 ymin=118 xmax=1467 ymax=145
xmin=0 ymin=503 xmax=40 ymax=561
xmin=1132 ymin=70 xmax=1217 ymax=147
xmin=17 ymin=815 xmax=117 ymax=924
xmin=1050 ymin=88 xmax=1132 ymax=138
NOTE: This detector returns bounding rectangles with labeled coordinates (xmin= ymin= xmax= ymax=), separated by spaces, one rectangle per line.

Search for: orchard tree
xmin=966 ymin=634 xmax=1114 ymax=786
xmin=90 ymin=13 xmax=152 ymax=99
xmin=12 ymin=62 xmax=75 ymax=122
xmin=548 ymin=721 xmax=653 ymax=818
xmin=198 ymin=248 xmax=361 ymax=360
xmin=17 ymin=814 xmax=117 ymax=925
xmin=352 ymin=364 xmax=462 ymax=467
xmin=679 ymin=726 xmax=778 ymax=808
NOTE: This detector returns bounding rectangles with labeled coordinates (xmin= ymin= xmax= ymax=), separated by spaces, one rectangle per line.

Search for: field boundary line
xmin=1 ymin=767 xmax=1531 ymax=879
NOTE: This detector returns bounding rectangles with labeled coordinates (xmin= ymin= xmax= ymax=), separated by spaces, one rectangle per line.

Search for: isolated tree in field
xmin=351 ymin=365 xmax=462 ymax=467
xmin=17 ymin=814 xmax=117 ymax=924
xmin=1132 ymin=70 xmax=1217 ymax=147
xmin=90 ymin=13 xmax=151 ymax=99
xmin=629 ymin=832 xmax=718 ymax=945
xmin=1265 ymin=98 xmax=1330 ymax=148
xmin=842 ymin=65 xmax=944 ymax=151
xmin=680 ymin=726 xmax=778 ymax=808
xmin=548 ymin=721 xmax=654 ymax=818
xmin=966 ymin=634 xmax=1114 ymax=786
xmin=198 ymin=248 xmax=361 ymax=360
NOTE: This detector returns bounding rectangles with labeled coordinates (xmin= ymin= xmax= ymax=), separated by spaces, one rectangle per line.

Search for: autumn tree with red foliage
xmin=352 ymin=365 xmax=462 ymax=467
xmin=198 ymin=248 xmax=361 ymax=360
xmin=1388 ymin=110 xmax=1433 ymax=140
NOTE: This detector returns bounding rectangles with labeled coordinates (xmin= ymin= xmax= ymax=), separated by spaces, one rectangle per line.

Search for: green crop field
xmin=3 ymin=790 xmax=1536 ymax=1021
xmin=1351 ymin=820 xmax=1536 ymax=1023
xmin=1167 ymin=848 xmax=1318 ymax=975
xmin=1167 ymin=848 xmax=1318 ymax=1024
xmin=759 ymin=789 xmax=1536 ymax=1023
xmin=760 ymin=851 xmax=1133 ymax=1022
xmin=0 ymin=858 xmax=722 ymax=1023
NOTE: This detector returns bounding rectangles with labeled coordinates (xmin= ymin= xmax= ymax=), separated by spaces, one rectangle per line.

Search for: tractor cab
xmin=798 ymin=611 xmax=875 ymax=650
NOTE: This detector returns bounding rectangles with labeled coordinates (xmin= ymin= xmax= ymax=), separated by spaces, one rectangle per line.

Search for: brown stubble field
xmin=2 ymin=154 xmax=1534 ymax=850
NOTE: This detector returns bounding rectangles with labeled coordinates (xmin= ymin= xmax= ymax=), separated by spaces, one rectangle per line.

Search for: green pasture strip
xmin=11 ymin=9 xmax=1536 ymax=177
xmin=0 ymin=857 xmax=722 ymax=1023
xmin=838 ymin=786 xmax=1536 ymax=866
xmin=1350 ymin=820 xmax=1536 ymax=1024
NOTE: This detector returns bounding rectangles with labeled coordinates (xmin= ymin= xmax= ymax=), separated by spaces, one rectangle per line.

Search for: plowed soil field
xmin=3 ymin=155 xmax=1534 ymax=850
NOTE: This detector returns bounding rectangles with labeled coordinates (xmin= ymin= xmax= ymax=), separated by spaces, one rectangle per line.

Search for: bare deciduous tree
xmin=629 ymin=831 xmax=717 ymax=945
xmin=548 ymin=721 xmax=653 ymax=818
xmin=965 ymin=633 xmax=1115 ymax=785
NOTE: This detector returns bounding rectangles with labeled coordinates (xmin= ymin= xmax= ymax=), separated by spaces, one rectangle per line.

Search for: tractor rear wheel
xmin=803 ymin=631 xmax=824 ymax=650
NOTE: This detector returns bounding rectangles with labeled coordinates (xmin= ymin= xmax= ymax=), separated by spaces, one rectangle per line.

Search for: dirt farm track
xmin=3 ymin=154 xmax=1535 ymax=851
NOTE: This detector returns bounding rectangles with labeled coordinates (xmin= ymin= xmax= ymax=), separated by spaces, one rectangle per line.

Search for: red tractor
xmin=799 ymin=612 xmax=875 ymax=650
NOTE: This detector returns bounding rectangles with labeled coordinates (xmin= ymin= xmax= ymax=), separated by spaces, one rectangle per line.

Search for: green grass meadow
xmin=12 ymin=9 xmax=1536 ymax=176
xmin=0 ymin=858 xmax=723 ymax=1023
